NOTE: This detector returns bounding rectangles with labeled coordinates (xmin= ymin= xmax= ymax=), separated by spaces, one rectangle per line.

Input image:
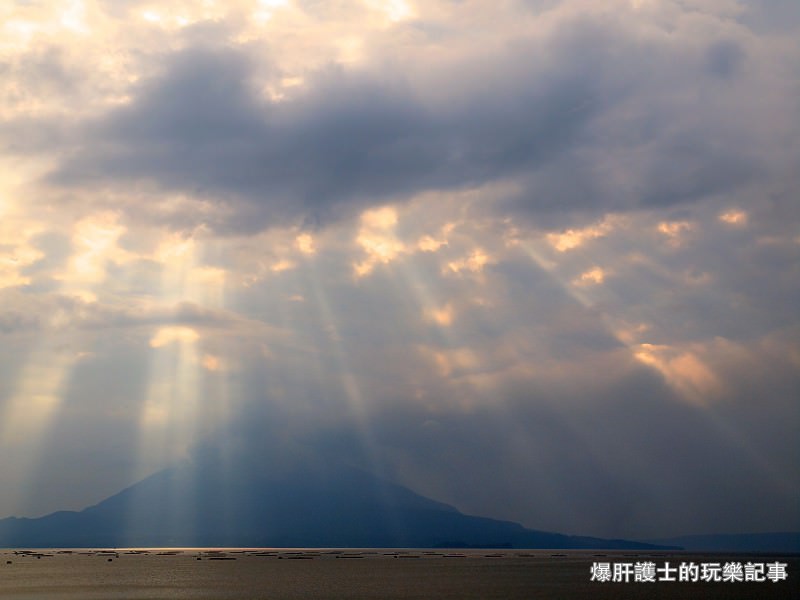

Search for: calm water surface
xmin=0 ymin=549 xmax=796 ymax=599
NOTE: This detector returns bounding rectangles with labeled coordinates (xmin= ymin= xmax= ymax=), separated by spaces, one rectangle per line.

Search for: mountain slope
xmin=0 ymin=460 xmax=669 ymax=549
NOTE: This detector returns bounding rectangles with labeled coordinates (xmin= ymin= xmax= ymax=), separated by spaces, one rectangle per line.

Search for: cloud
xmin=29 ymin=9 xmax=610 ymax=230
xmin=32 ymin=1 xmax=793 ymax=238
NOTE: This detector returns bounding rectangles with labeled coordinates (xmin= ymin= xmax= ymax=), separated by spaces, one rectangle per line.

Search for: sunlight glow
xmin=445 ymin=248 xmax=491 ymax=275
xmin=2 ymin=19 xmax=38 ymax=50
xmin=719 ymin=209 xmax=748 ymax=226
xmin=0 ymin=341 xmax=77 ymax=515
xmin=546 ymin=216 xmax=622 ymax=252
xmin=154 ymin=231 xmax=226 ymax=307
xmin=60 ymin=0 xmax=89 ymax=34
xmin=361 ymin=205 xmax=399 ymax=229
xmin=634 ymin=343 xmax=722 ymax=405
xmin=612 ymin=321 xmax=650 ymax=345
xmin=61 ymin=212 xmax=129 ymax=288
xmin=201 ymin=353 xmax=223 ymax=372
xmin=336 ymin=36 xmax=365 ymax=65
xmin=149 ymin=326 xmax=200 ymax=348
xmin=140 ymin=326 xmax=202 ymax=465
xmin=365 ymin=0 xmax=415 ymax=23
xmin=425 ymin=303 xmax=454 ymax=327
xmin=0 ymin=347 xmax=73 ymax=444
xmin=0 ymin=234 xmax=43 ymax=289
xmin=271 ymin=259 xmax=295 ymax=273
xmin=574 ymin=267 xmax=606 ymax=286
xmin=416 ymin=222 xmax=454 ymax=253
xmin=127 ymin=222 xmax=238 ymax=537
xmin=295 ymin=233 xmax=316 ymax=255
xmin=417 ymin=235 xmax=447 ymax=252
xmin=657 ymin=220 xmax=694 ymax=247
xmin=254 ymin=0 xmax=290 ymax=23
xmin=354 ymin=206 xmax=406 ymax=277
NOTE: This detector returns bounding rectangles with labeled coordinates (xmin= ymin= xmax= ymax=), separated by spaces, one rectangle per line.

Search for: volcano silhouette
xmin=0 ymin=454 xmax=669 ymax=549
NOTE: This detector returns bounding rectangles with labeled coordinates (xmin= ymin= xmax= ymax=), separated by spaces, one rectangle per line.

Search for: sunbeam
xmin=512 ymin=221 xmax=797 ymax=503
xmin=123 ymin=227 xmax=234 ymax=543
xmin=300 ymin=255 xmax=381 ymax=462
xmin=0 ymin=340 xmax=76 ymax=516
xmin=0 ymin=209 xmax=126 ymax=515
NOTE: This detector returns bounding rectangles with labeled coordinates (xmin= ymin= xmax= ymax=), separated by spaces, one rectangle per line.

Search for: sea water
xmin=0 ymin=549 xmax=796 ymax=599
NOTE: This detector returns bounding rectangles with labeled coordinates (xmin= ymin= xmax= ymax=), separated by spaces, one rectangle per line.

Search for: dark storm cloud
xmin=44 ymin=5 xmax=786 ymax=234
xmin=47 ymin=46 xmax=599 ymax=231
xmin=40 ymin=10 xmax=717 ymax=231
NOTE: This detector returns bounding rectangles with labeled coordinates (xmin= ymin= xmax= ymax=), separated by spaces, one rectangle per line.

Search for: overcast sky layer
xmin=0 ymin=0 xmax=798 ymax=539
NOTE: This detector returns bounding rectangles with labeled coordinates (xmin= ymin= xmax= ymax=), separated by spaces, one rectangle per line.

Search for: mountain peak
xmin=0 ymin=459 xmax=667 ymax=550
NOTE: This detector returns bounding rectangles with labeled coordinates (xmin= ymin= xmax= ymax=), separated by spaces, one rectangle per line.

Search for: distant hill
xmin=0 ymin=457 xmax=670 ymax=549
xmin=646 ymin=532 xmax=800 ymax=553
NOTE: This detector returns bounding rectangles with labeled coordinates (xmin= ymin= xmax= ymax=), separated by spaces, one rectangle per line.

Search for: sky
xmin=0 ymin=0 xmax=798 ymax=540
